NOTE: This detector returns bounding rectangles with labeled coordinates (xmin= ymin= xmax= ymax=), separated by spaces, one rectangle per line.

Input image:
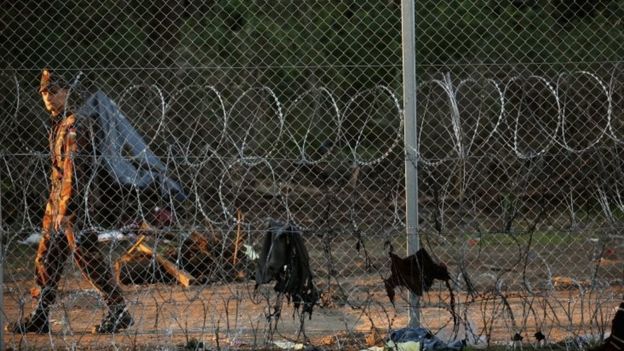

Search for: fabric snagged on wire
xmin=78 ymin=91 xmax=187 ymax=201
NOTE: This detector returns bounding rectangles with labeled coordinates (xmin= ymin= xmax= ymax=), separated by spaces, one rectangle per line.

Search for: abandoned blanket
xmin=78 ymin=91 xmax=187 ymax=201
xmin=389 ymin=328 xmax=465 ymax=351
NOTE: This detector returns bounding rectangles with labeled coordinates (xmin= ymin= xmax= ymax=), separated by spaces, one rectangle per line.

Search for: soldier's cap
xmin=39 ymin=68 xmax=69 ymax=94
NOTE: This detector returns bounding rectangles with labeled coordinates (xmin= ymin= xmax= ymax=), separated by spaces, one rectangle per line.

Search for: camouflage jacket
xmin=43 ymin=113 xmax=91 ymax=233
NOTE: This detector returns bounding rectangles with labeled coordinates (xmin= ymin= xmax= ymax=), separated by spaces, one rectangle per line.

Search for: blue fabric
xmin=389 ymin=328 xmax=465 ymax=351
xmin=78 ymin=91 xmax=187 ymax=201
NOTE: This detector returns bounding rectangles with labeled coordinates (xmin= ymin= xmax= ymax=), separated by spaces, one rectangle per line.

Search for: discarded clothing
xmin=78 ymin=91 xmax=187 ymax=201
xmin=360 ymin=341 xmax=420 ymax=351
xmin=389 ymin=328 xmax=465 ymax=351
xmin=592 ymin=300 xmax=624 ymax=351
xmin=385 ymin=341 xmax=421 ymax=351
xmin=255 ymin=219 xmax=319 ymax=318
xmin=384 ymin=248 xmax=451 ymax=304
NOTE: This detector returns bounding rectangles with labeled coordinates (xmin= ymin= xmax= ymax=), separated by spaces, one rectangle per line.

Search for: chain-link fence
xmin=1 ymin=0 xmax=624 ymax=350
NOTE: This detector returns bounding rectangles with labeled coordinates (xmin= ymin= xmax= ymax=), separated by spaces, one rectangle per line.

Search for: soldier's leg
xmin=7 ymin=229 xmax=70 ymax=333
xmin=68 ymin=227 xmax=133 ymax=333
xmin=35 ymin=228 xmax=71 ymax=307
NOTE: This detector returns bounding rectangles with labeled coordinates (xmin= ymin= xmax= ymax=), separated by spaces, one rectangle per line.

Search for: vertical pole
xmin=401 ymin=0 xmax=420 ymax=327
xmin=0 ymin=233 xmax=4 ymax=350
xmin=0 ymin=163 xmax=4 ymax=350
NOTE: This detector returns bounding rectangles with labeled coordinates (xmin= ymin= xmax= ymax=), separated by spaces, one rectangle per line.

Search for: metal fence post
xmin=401 ymin=0 xmax=420 ymax=328
xmin=1 ymin=232 xmax=4 ymax=351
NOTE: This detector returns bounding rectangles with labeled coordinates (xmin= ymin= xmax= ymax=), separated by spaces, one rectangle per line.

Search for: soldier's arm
xmin=55 ymin=123 xmax=79 ymax=228
xmin=41 ymin=199 xmax=54 ymax=234
xmin=58 ymin=115 xmax=97 ymax=224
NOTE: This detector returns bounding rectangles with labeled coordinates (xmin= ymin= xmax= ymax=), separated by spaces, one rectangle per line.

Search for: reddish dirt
xmin=3 ymin=274 xmax=622 ymax=350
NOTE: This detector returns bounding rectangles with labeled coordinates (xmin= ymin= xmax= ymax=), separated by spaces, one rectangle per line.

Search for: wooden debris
xmin=135 ymin=241 xmax=196 ymax=287
xmin=116 ymin=234 xmax=196 ymax=287
xmin=232 ymin=209 xmax=245 ymax=266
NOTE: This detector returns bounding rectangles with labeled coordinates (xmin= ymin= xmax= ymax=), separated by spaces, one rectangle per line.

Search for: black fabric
xmin=605 ymin=300 xmax=624 ymax=350
xmin=384 ymin=248 xmax=451 ymax=305
xmin=255 ymin=220 xmax=319 ymax=319
xmin=591 ymin=299 xmax=624 ymax=351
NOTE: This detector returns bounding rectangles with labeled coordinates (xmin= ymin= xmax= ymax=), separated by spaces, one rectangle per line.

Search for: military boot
xmin=6 ymin=307 xmax=50 ymax=334
xmin=92 ymin=305 xmax=133 ymax=334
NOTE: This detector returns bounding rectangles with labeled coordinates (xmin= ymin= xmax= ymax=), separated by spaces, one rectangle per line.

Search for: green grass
xmin=468 ymin=231 xmax=587 ymax=248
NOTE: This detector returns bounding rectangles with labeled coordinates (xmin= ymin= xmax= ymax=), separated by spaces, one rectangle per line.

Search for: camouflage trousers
xmin=34 ymin=219 xmax=125 ymax=309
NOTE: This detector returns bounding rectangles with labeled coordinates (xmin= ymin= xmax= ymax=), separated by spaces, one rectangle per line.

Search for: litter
xmin=388 ymin=327 xmax=464 ymax=351
xmin=18 ymin=232 xmax=42 ymax=245
xmin=384 ymin=248 xmax=451 ymax=304
xmin=385 ymin=340 xmax=421 ymax=351
xmin=255 ymin=219 xmax=319 ymax=319
xmin=273 ymin=340 xmax=305 ymax=350
xmin=360 ymin=327 xmax=462 ymax=351
xmin=97 ymin=230 xmax=128 ymax=242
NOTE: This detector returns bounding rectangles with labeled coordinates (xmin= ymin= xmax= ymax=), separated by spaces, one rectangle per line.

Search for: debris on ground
xmin=552 ymin=276 xmax=592 ymax=289
xmin=178 ymin=229 xmax=252 ymax=283
xmin=318 ymin=330 xmax=368 ymax=349
xmin=385 ymin=340 xmax=421 ymax=351
xmin=388 ymin=328 xmax=465 ymax=351
xmin=18 ymin=232 xmax=42 ymax=245
xmin=97 ymin=229 xmax=132 ymax=242
xmin=360 ymin=327 xmax=466 ymax=351
xmin=115 ymin=210 xmax=255 ymax=286
xmin=114 ymin=235 xmax=183 ymax=285
xmin=273 ymin=340 xmax=305 ymax=350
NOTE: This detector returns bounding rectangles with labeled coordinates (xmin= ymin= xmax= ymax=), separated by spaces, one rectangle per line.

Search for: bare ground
xmin=3 ymin=274 xmax=623 ymax=350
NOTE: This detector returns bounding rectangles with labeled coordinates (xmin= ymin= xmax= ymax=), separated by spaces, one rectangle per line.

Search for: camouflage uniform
xmin=8 ymin=69 xmax=132 ymax=334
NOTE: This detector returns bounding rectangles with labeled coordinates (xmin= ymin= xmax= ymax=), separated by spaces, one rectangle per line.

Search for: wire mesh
xmin=1 ymin=0 xmax=623 ymax=350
